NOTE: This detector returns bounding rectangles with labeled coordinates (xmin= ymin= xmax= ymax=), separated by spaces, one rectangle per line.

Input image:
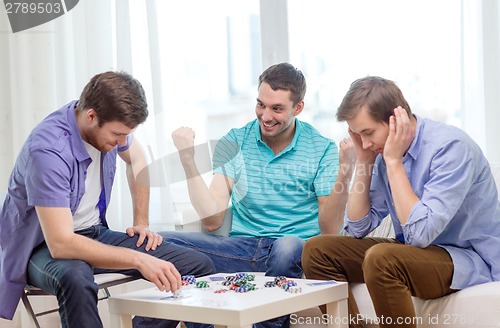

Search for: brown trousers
xmin=302 ymin=236 xmax=455 ymax=328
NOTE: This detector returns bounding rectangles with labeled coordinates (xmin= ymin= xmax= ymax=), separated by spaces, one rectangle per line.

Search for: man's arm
xmin=119 ymin=138 xmax=163 ymax=251
xmin=383 ymin=107 xmax=418 ymax=224
xmin=318 ymin=138 xmax=357 ymax=234
xmin=172 ymin=127 xmax=233 ymax=232
xmin=35 ymin=206 xmax=181 ymax=292
xmin=344 ymin=128 xmax=380 ymax=221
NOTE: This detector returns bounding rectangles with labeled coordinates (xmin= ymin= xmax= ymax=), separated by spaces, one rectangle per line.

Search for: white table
xmin=108 ymin=273 xmax=348 ymax=328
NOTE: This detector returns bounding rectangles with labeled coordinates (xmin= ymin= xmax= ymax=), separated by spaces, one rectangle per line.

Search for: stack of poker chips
xmin=195 ymin=280 xmax=210 ymax=288
xmin=271 ymin=276 xmax=302 ymax=293
xmin=235 ymin=284 xmax=256 ymax=293
xmin=264 ymin=281 xmax=276 ymax=288
xmin=222 ymin=274 xmax=256 ymax=293
xmin=181 ymin=275 xmax=196 ymax=286
xmin=280 ymin=280 xmax=301 ymax=293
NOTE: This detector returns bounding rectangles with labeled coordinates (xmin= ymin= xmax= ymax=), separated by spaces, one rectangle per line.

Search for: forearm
xmin=386 ymin=160 xmax=419 ymax=224
xmin=58 ymin=233 xmax=147 ymax=269
xmin=319 ymin=171 xmax=352 ymax=234
xmin=127 ymin=163 xmax=150 ymax=226
xmin=346 ymin=162 xmax=373 ymax=220
xmin=182 ymin=158 xmax=226 ymax=230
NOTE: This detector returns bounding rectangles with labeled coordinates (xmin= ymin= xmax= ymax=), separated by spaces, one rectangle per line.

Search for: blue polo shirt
xmin=213 ymin=119 xmax=339 ymax=240
xmin=0 ymin=101 xmax=130 ymax=320
xmin=345 ymin=115 xmax=500 ymax=290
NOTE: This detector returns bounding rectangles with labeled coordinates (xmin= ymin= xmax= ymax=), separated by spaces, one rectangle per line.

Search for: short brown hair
xmin=77 ymin=71 xmax=148 ymax=128
xmin=258 ymin=63 xmax=306 ymax=106
xmin=337 ymin=76 xmax=411 ymax=123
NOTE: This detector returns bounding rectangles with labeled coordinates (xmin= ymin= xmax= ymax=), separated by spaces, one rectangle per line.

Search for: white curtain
xmin=461 ymin=0 xmax=500 ymax=163
xmin=0 ymin=0 xmax=177 ymax=236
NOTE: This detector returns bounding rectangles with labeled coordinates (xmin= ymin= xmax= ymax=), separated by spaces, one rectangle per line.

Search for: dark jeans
xmin=27 ymin=224 xmax=216 ymax=328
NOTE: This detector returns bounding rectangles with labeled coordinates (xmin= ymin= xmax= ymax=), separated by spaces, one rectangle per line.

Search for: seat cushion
xmin=352 ymin=281 xmax=500 ymax=328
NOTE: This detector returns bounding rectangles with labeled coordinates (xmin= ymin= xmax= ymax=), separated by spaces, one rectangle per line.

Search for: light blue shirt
xmin=345 ymin=115 xmax=500 ymax=290
xmin=213 ymin=119 xmax=339 ymax=240
xmin=0 ymin=101 xmax=130 ymax=320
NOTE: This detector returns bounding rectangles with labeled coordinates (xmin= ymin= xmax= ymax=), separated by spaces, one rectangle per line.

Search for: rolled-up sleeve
xmin=403 ymin=140 xmax=474 ymax=247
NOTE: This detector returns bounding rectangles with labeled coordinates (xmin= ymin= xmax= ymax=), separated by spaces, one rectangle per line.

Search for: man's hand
xmin=383 ymin=106 xmax=415 ymax=165
xmin=172 ymin=127 xmax=196 ymax=163
xmin=126 ymin=225 xmax=163 ymax=251
xmin=348 ymin=128 xmax=377 ymax=164
xmin=138 ymin=254 xmax=182 ymax=292
xmin=338 ymin=137 xmax=357 ymax=180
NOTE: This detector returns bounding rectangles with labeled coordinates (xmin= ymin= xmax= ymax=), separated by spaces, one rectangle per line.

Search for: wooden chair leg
xmin=21 ymin=292 xmax=42 ymax=328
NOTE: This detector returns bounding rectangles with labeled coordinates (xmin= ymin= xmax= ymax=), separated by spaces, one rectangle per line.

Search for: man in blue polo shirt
xmin=0 ymin=71 xmax=215 ymax=328
xmin=162 ymin=63 xmax=355 ymax=328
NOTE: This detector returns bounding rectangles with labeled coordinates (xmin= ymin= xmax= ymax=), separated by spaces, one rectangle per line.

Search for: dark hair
xmin=77 ymin=71 xmax=148 ymax=128
xmin=336 ymin=76 xmax=411 ymax=123
xmin=258 ymin=63 xmax=306 ymax=106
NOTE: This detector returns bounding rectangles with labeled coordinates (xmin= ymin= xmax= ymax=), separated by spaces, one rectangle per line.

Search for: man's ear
xmin=294 ymin=101 xmax=305 ymax=116
xmin=86 ymin=108 xmax=98 ymax=122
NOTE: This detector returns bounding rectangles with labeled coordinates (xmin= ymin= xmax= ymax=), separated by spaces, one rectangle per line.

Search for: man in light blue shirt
xmin=303 ymin=76 xmax=500 ymax=328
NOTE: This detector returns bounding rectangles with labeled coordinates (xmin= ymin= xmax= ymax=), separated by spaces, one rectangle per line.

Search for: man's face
xmin=255 ymin=82 xmax=302 ymax=141
xmin=347 ymin=106 xmax=389 ymax=155
xmin=87 ymin=120 xmax=133 ymax=152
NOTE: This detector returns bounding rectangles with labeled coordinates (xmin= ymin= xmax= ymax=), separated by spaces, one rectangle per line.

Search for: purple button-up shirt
xmin=0 ymin=101 xmax=130 ymax=319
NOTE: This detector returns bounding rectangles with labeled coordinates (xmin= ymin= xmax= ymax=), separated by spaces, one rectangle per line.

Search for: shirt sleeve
xmin=25 ymin=148 xmax=73 ymax=208
xmin=212 ymin=130 xmax=240 ymax=179
xmin=313 ymin=141 xmax=339 ymax=196
xmin=344 ymin=157 xmax=390 ymax=237
xmin=117 ymin=135 xmax=133 ymax=152
xmin=403 ymin=140 xmax=475 ymax=247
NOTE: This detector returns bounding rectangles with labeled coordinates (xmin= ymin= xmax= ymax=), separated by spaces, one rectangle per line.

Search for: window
xmin=287 ymin=0 xmax=462 ymax=141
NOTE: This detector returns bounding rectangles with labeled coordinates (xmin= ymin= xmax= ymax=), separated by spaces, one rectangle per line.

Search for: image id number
xmin=5 ymin=2 xmax=62 ymax=14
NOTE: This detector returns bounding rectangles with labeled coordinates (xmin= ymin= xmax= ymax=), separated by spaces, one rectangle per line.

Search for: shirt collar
xmin=404 ymin=114 xmax=423 ymax=162
xmin=67 ymin=100 xmax=91 ymax=162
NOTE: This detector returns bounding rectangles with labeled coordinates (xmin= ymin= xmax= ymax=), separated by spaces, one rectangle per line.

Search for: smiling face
xmin=347 ymin=106 xmax=390 ymax=155
xmin=255 ymin=82 xmax=303 ymax=144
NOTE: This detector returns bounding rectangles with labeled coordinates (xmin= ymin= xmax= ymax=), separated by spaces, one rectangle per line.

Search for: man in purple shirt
xmin=0 ymin=71 xmax=215 ymax=327
xmin=302 ymin=76 xmax=500 ymax=328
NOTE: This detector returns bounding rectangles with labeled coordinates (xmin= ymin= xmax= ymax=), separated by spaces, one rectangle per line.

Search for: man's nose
xmin=261 ymin=108 xmax=273 ymax=121
xmin=361 ymin=138 xmax=371 ymax=150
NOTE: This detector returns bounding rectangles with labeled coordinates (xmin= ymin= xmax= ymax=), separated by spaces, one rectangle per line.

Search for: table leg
xmin=109 ymin=312 xmax=133 ymax=328
xmin=326 ymin=298 xmax=348 ymax=328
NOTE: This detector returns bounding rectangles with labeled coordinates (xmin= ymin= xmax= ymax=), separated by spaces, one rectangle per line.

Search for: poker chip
xmin=280 ymin=280 xmax=297 ymax=288
xmin=195 ymin=281 xmax=210 ymax=288
xmin=225 ymin=275 xmax=237 ymax=282
xmin=235 ymin=284 xmax=256 ymax=293
xmin=181 ymin=275 xmax=196 ymax=284
xmin=274 ymin=276 xmax=287 ymax=286
xmin=235 ymin=273 xmax=247 ymax=279
xmin=264 ymin=281 xmax=276 ymax=288
xmin=244 ymin=274 xmax=255 ymax=281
